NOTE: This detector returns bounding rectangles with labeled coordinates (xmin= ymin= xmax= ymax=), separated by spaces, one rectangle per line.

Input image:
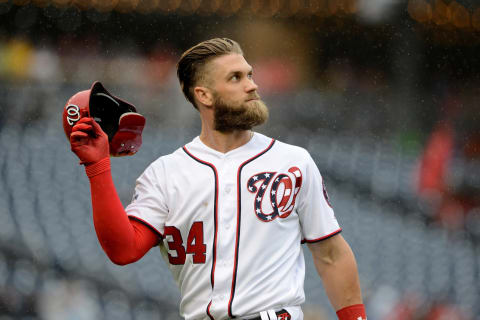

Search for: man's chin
xmin=213 ymin=97 xmax=269 ymax=132
xmin=250 ymin=99 xmax=269 ymax=124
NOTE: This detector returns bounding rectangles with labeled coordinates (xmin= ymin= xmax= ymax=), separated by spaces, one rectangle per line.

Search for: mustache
xmin=247 ymin=93 xmax=261 ymax=100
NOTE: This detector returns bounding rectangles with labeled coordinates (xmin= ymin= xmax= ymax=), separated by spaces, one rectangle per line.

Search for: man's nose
xmin=245 ymin=78 xmax=258 ymax=92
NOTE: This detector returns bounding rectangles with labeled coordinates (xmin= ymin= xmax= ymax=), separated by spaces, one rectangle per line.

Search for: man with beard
xmin=69 ymin=38 xmax=366 ymax=320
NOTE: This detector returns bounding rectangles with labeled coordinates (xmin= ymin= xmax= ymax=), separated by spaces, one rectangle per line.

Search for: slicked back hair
xmin=177 ymin=38 xmax=243 ymax=109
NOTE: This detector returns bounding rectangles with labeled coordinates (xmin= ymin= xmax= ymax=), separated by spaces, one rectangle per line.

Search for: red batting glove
xmin=69 ymin=117 xmax=109 ymax=166
xmin=336 ymin=304 xmax=367 ymax=320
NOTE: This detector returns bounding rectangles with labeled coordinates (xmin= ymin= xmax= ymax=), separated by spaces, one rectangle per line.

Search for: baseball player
xmin=67 ymin=38 xmax=366 ymax=320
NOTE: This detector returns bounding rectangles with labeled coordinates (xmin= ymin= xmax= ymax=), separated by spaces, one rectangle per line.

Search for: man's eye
xmin=231 ymin=75 xmax=239 ymax=81
xmin=247 ymin=74 xmax=253 ymax=79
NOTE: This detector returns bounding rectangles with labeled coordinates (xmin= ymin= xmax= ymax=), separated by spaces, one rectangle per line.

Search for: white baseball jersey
xmin=126 ymin=132 xmax=341 ymax=320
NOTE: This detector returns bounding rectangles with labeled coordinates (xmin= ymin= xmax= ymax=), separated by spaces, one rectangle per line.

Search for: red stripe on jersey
xmin=301 ymin=228 xmax=342 ymax=244
xmin=183 ymin=146 xmax=219 ymax=320
xmin=206 ymin=301 xmax=214 ymax=320
xmin=127 ymin=215 xmax=164 ymax=239
xmin=228 ymin=138 xmax=275 ymax=318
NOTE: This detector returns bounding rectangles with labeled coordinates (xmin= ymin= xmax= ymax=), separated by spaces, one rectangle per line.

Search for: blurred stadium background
xmin=1 ymin=0 xmax=480 ymax=319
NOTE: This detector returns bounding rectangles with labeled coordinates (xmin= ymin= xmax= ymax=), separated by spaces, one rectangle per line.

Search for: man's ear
xmin=193 ymin=86 xmax=213 ymax=108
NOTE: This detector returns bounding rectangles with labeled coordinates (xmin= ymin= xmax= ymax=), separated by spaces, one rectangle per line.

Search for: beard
xmin=213 ymin=93 xmax=269 ymax=132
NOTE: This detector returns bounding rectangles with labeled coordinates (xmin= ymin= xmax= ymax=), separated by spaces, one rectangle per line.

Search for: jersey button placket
xmin=210 ymin=158 xmax=237 ymax=318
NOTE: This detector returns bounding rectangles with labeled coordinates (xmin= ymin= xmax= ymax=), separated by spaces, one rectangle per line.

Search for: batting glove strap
xmin=336 ymin=304 xmax=366 ymax=320
xmin=85 ymin=157 xmax=111 ymax=178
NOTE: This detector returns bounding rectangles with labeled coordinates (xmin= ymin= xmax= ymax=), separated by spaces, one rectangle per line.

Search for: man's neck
xmin=199 ymin=128 xmax=253 ymax=154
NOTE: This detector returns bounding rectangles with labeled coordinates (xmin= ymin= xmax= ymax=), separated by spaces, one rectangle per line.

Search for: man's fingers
xmin=76 ymin=117 xmax=93 ymax=125
xmin=90 ymin=119 xmax=106 ymax=136
xmin=70 ymin=130 xmax=89 ymax=144
xmin=74 ymin=117 xmax=106 ymax=138
xmin=72 ymin=122 xmax=93 ymax=133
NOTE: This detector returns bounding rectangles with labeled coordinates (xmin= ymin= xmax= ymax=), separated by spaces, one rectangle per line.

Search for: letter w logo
xmin=247 ymin=167 xmax=303 ymax=222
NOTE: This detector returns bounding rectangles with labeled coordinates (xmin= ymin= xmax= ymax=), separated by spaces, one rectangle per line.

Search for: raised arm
xmin=70 ymin=118 xmax=159 ymax=265
xmin=307 ymin=233 xmax=366 ymax=320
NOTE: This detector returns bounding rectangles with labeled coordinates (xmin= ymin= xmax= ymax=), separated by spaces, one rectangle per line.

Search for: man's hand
xmin=70 ymin=117 xmax=109 ymax=165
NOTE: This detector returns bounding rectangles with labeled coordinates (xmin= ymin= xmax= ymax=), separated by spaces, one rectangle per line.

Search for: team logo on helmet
xmin=65 ymin=104 xmax=81 ymax=126
xmin=247 ymin=167 xmax=303 ymax=222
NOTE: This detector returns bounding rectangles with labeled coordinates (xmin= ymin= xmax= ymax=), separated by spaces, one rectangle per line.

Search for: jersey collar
xmin=186 ymin=132 xmax=272 ymax=161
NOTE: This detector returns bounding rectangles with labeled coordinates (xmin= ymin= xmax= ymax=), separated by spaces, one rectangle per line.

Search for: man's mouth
xmin=246 ymin=96 xmax=260 ymax=102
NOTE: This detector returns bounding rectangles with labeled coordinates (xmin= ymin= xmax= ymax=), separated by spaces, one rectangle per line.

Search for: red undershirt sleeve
xmin=86 ymin=158 xmax=160 ymax=265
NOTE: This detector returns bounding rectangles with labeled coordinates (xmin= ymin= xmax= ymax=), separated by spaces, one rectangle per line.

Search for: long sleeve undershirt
xmin=87 ymin=162 xmax=159 ymax=265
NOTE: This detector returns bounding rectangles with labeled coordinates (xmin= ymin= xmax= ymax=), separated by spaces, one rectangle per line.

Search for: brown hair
xmin=177 ymin=38 xmax=243 ymax=109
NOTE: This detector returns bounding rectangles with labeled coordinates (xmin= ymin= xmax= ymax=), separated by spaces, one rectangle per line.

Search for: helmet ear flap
xmin=109 ymin=112 xmax=146 ymax=156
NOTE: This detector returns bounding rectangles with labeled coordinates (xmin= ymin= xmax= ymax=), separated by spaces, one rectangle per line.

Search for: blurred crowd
xmin=0 ymin=252 xmax=177 ymax=320
xmin=0 ymin=35 xmax=177 ymax=88
xmin=1 ymin=3 xmax=480 ymax=317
